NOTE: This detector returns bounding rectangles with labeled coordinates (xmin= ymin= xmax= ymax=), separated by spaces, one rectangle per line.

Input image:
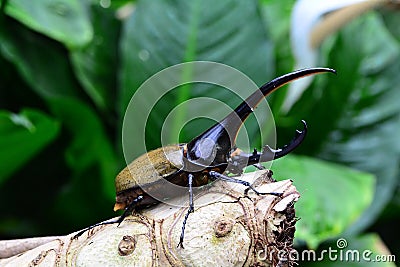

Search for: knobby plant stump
xmin=0 ymin=170 xmax=300 ymax=267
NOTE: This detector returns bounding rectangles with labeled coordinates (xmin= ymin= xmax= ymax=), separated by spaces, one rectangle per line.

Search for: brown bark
xmin=0 ymin=170 xmax=299 ymax=267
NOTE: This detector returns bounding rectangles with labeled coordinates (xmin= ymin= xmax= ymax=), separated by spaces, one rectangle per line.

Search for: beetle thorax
xmin=183 ymin=137 xmax=226 ymax=172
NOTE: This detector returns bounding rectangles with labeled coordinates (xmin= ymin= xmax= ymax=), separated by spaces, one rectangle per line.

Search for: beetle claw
xmin=271 ymin=120 xmax=307 ymax=160
xmin=177 ymin=240 xmax=185 ymax=249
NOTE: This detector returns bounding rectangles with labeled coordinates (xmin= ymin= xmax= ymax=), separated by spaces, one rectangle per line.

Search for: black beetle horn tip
xmin=300 ymin=119 xmax=307 ymax=130
xmin=311 ymin=67 xmax=337 ymax=75
xmin=327 ymin=68 xmax=337 ymax=75
xmin=295 ymin=120 xmax=307 ymax=135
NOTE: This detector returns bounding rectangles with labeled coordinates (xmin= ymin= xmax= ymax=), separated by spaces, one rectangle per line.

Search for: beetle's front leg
xmin=178 ymin=173 xmax=195 ymax=249
xmin=116 ymin=195 xmax=144 ymax=226
xmin=73 ymin=195 xmax=143 ymax=239
xmin=208 ymin=171 xmax=282 ymax=197
xmin=252 ymin=163 xmax=265 ymax=170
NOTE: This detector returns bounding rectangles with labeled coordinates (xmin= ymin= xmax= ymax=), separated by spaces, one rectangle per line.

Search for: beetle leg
xmin=253 ymin=163 xmax=265 ymax=170
xmin=116 ymin=195 xmax=144 ymax=226
xmin=208 ymin=171 xmax=282 ymax=196
xmin=178 ymin=173 xmax=195 ymax=249
xmin=73 ymin=195 xmax=143 ymax=239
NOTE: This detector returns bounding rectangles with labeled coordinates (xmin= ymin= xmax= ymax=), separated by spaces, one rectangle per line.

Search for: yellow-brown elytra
xmin=74 ymin=68 xmax=336 ymax=248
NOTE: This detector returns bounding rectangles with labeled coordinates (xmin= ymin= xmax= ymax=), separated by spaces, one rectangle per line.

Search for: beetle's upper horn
xmin=186 ymin=68 xmax=336 ymax=165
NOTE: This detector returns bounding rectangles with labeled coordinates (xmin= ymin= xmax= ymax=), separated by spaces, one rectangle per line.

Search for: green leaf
xmin=0 ymin=109 xmax=59 ymax=183
xmin=301 ymin=234 xmax=396 ymax=267
xmin=272 ymin=155 xmax=374 ymax=248
xmin=49 ymin=97 xmax=118 ymax=200
xmin=4 ymin=0 xmax=92 ymax=48
xmin=0 ymin=16 xmax=81 ymax=99
xmin=260 ymin=0 xmax=295 ymax=75
xmin=259 ymin=0 xmax=297 ymax=113
xmin=70 ymin=4 xmax=120 ymax=111
xmin=119 ymin=0 xmax=275 ymax=157
xmin=288 ymin=12 xmax=400 ymax=235
xmin=380 ymin=8 xmax=400 ymax=43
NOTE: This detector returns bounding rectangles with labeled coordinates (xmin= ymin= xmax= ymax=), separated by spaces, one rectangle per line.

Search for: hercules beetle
xmin=74 ymin=68 xmax=335 ymax=248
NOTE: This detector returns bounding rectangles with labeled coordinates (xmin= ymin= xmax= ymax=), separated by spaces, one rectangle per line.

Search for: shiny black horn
xmin=186 ymin=68 xmax=336 ymax=166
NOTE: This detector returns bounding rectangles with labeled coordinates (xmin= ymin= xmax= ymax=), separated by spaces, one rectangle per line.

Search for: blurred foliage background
xmin=0 ymin=0 xmax=399 ymax=266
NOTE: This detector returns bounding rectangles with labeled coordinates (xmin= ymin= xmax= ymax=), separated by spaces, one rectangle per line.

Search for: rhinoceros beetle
xmin=74 ymin=68 xmax=335 ymax=248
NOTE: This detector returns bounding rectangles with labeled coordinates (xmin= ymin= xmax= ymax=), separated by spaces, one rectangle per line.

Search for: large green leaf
xmin=4 ymin=0 xmax=92 ymax=48
xmin=0 ymin=109 xmax=59 ymax=183
xmin=288 ymin=12 xmax=400 ymax=234
xmin=259 ymin=0 xmax=297 ymax=113
xmin=0 ymin=16 xmax=81 ymax=99
xmin=49 ymin=97 xmax=118 ymax=200
xmin=119 ymin=0 xmax=275 ymax=157
xmin=260 ymin=0 xmax=295 ymax=74
xmin=70 ymin=4 xmax=120 ymax=111
xmin=272 ymin=155 xmax=374 ymax=248
xmin=380 ymin=8 xmax=400 ymax=43
xmin=47 ymin=97 xmax=119 ymax=227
